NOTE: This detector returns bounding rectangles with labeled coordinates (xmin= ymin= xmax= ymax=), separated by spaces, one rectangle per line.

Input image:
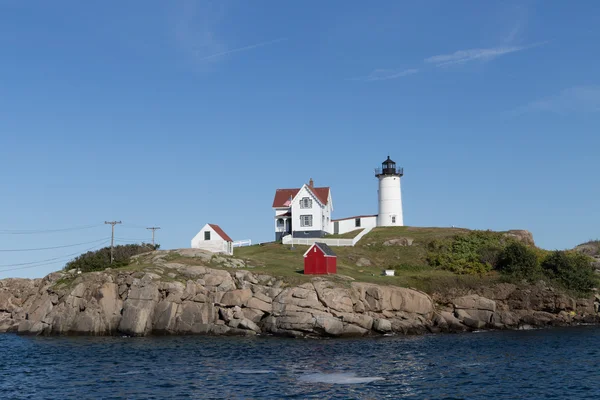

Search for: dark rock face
xmin=1 ymin=250 xmax=599 ymax=337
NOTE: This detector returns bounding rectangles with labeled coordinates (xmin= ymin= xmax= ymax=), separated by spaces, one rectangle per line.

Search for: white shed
xmin=191 ymin=223 xmax=234 ymax=255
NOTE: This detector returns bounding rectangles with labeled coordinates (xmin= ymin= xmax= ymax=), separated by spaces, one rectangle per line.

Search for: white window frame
xmin=300 ymin=215 xmax=313 ymax=227
xmin=300 ymin=197 xmax=312 ymax=209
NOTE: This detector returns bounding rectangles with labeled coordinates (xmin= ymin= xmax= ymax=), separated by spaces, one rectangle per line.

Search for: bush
xmin=65 ymin=243 xmax=158 ymax=273
xmin=496 ymin=242 xmax=541 ymax=280
xmin=427 ymin=231 xmax=506 ymax=275
xmin=541 ymin=251 xmax=597 ymax=293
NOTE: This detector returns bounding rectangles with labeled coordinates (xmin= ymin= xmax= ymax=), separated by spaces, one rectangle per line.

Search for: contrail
xmin=198 ymin=37 xmax=288 ymax=61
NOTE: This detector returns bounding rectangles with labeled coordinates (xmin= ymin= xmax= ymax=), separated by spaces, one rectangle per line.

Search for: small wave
xmin=234 ymin=369 xmax=276 ymax=374
xmin=116 ymin=370 xmax=145 ymax=376
xmin=298 ymin=373 xmax=384 ymax=385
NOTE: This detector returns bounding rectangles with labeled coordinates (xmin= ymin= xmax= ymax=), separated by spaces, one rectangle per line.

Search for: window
xmin=277 ymin=218 xmax=284 ymax=227
xmin=355 ymin=218 xmax=361 ymax=227
xmin=204 ymin=231 xmax=211 ymax=240
xmin=391 ymin=216 xmax=396 ymax=224
xmin=300 ymin=215 xmax=313 ymax=227
xmin=300 ymin=197 xmax=312 ymax=209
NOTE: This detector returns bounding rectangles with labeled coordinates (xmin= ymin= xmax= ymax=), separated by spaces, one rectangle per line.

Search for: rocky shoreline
xmin=1 ymin=250 xmax=599 ymax=337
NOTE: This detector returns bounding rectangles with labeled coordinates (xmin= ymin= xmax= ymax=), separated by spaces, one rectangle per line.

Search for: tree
xmin=541 ymin=251 xmax=597 ymax=293
xmin=496 ymin=242 xmax=540 ymax=280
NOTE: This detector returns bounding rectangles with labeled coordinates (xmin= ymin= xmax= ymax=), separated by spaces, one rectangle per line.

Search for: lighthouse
xmin=375 ymin=156 xmax=404 ymax=227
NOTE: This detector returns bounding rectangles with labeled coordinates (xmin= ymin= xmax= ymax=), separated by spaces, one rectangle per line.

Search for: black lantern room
xmin=375 ymin=156 xmax=403 ymax=177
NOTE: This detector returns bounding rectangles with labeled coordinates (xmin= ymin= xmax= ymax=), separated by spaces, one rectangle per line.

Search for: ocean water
xmin=1 ymin=327 xmax=599 ymax=399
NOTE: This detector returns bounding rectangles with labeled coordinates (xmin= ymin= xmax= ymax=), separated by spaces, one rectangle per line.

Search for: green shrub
xmin=496 ymin=242 xmax=541 ymax=280
xmin=64 ymin=243 xmax=158 ymax=273
xmin=426 ymin=231 xmax=506 ymax=275
xmin=541 ymin=251 xmax=597 ymax=293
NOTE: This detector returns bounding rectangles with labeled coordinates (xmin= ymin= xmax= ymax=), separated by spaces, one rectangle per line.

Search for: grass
xmin=232 ymin=226 xmax=506 ymax=293
xmin=325 ymin=229 xmax=364 ymax=239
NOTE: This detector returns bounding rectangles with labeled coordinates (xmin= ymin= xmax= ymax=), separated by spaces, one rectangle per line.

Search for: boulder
xmin=342 ymin=324 xmax=369 ymax=336
xmin=383 ymin=237 xmax=414 ymax=247
xmin=453 ymin=294 xmax=496 ymax=311
xmin=353 ymin=283 xmax=433 ymax=315
xmin=118 ymin=299 xmax=156 ymax=336
xmin=276 ymin=311 xmax=315 ymax=332
xmin=373 ymin=318 xmax=392 ymax=333
xmin=315 ymin=316 xmax=344 ymax=336
xmin=238 ymin=318 xmax=261 ymax=333
xmin=312 ymin=281 xmax=354 ymax=313
xmin=220 ymin=289 xmax=252 ymax=307
xmin=503 ymin=230 xmax=535 ymax=246
xmin=153 ymin=301 xmax=179 ymax=332
xmin=356 ymin=258 xmax=371 ymax=267
xmin=175 ymin=301 xmax=216 ymax=333
xmin=247 ymin=297 xmax=272 ymax=313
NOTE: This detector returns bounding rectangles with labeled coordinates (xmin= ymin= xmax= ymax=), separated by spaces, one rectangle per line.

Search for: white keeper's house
xmin=191 ymin=223 xmax=234 ymax=255
xmin=272 ymin=156 xmax=404 ymax=241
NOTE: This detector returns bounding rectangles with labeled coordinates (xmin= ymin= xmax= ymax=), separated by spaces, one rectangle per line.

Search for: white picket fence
xmin=232 ymin=239 xmax=252 ymax=248
xmin=281 ymin=227 xmax=373 ymax=247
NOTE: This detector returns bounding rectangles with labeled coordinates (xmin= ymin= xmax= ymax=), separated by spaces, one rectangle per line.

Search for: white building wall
xmin=377 ymin=175 xmax=403 ymax=227
xmin=291 ymin=186 xmax=324 ymax=233
xmin=191 ymin=224 xmax=233 ymax=255
xmin=335 ymin=216 xmax=377 ymax=235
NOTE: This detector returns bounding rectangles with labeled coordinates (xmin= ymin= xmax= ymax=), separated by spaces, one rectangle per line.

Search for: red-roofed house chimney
xmin=309 ymin=178 xmax=314 ymax=188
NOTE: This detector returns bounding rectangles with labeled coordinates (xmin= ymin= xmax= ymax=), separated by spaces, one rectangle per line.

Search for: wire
xmin=0 ymin=238 xmax=110 ymax=252
xmin=0 ymin=224 xmax=104 ymax=235
xmin=0 ymin=241 xmax=111 ymax=267
xmin=0 ymin=241 xmax=110 ymax=272
xmin=114 ymin=237 xmax=150 ymax=241
xmin=120 ymin=224 xmax=148 ymax=230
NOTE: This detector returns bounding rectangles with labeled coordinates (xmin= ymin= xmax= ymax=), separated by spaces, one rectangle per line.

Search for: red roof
xmin=272 ymin=186 xmax=330 ymax=207
xmin=208 ymin=224 xmax=233 ymax=242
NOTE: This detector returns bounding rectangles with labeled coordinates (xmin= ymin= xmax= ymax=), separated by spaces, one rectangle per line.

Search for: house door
xmin=285 ymin=219 xmax=291 ymax=234
xmin=334 ymin=221 xmax=339 ymax=234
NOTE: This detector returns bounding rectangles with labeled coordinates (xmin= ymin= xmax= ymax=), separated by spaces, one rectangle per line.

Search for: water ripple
xmin=1 ymin=327 xmax=599 ymax=399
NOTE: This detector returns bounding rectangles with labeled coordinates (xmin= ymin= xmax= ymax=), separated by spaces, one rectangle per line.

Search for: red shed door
xmin=305 ymin=246 xmax=327 ymax=274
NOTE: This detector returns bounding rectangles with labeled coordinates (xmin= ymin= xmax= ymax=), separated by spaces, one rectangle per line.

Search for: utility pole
xmin=146 ymin=227 xmax=161 ymax=246
xmin=105 ymin=221 xmax=122 ymax=264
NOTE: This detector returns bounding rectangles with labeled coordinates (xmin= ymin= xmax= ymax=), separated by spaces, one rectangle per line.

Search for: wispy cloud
xmin=196 ymin=37 xmax=287 ymax=62
xmin=350 ymin=68 xmax=418 ymax=82
xmin=172 ymin=1 xmax=284 ymax=64
xmin=512 ymin=86 xmax=600 ymax=116
xmin=424 ymin=45 xmax=529 ymax=67
xmin=503 ymin=5 xmax=528 ymax=44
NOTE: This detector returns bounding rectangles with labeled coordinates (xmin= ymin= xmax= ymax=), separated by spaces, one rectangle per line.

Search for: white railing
xmin=352 ymin=227 xmax=373 ymax=245
xmin=280 ymin=226 xmax=374 ymax=247
xmin=282 ymin=237 xmax=354 ymax=247
xmin=232 ymin=239 xmax=252 ymax=248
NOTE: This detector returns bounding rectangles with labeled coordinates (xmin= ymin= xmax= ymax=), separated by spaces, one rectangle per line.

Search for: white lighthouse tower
xmin=375 ymin=156 xmax=404 ymax=226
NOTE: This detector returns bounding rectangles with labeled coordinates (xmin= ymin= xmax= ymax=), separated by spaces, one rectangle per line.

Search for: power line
xmin=0 ymin=224 xmax=104 ymax=235
xmin=0 ymin=238 xmax=110 ymax=252
xmin=120 ymin=224 xmax=148 ymax=230
xmin=0 ymin=241 xmax=110 ymax=272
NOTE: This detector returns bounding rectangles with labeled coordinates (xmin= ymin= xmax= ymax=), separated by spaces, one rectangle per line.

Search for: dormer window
xmin=300 ymin=197 xmax=312 ymax=209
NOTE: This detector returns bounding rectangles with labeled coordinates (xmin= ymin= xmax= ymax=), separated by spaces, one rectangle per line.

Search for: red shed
xmin=303 ymin=242 xmax=337 ymax=274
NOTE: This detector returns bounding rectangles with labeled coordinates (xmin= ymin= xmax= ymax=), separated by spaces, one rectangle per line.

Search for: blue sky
xmin=1 ymin=1 xmax=599 ymax=279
